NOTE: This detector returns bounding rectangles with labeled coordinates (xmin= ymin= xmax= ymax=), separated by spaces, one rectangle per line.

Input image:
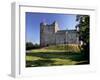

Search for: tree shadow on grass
xmin=69 ymin=55 xmax=89 ymax=65
xmin=26 ymin=52 xmax=81 ymax=59
xmin=26 ymin=52 xmax=89 ymax=67
xmin=26 ymin=59 xmax=54 ymax=67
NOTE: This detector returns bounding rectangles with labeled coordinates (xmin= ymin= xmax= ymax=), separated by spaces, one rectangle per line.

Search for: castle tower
xmin=40 ymin=21 xmax=59 ymax=47
xmin=40 ymin=22 xmax=47 ymax=47
xmin=52 ymin=21 xmax=59 ymax=33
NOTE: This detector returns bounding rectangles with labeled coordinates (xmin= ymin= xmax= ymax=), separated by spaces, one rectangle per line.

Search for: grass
xmin=26 ymin=44 xmax=89 ymax=67
xmin=45 ymin=44 xmax=81 ymax=52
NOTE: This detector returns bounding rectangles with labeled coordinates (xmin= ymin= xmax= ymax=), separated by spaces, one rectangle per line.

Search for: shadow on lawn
xmin=26 ymin=52 xmax=89 ymax=67
xmin=26 ymin=60 xmax=54 ymax=67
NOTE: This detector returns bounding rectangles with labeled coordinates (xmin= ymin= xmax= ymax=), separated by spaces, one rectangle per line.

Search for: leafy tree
xmin=26 ymin=42 xmax=40 ymax=50
xmin=26 ymin=42 xmax=34 ymax=50
xmin=33 ymin=43 xmax=40 ymax=49
xmin=76 ymin=15 xmax=90 ymax=59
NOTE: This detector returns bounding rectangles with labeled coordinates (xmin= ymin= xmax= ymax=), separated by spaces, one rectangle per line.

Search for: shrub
xmin=26 ymin=42 xmax=40 ymax=50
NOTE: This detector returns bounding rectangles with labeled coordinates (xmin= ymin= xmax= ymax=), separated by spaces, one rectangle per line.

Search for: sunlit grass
xmin=26 ymin=44 xmax=89 ymax=67
xmin=26 ymin=56 xmax=43 ymax=61
xmin=45 ymin=44 xmax=80 ymax=52
xmin=50 ymin=58 xmax=77 ymax=65
xmin=31 ymin=49 xmax=67 ymax=53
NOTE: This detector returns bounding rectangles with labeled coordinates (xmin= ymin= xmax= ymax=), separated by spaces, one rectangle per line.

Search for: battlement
xmin=40 ymin=21 xmax=58 ymax=26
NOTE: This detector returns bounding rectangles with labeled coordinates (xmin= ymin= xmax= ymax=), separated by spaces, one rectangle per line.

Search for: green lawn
xmin=26 ymin=45 xmax=89 ymax=67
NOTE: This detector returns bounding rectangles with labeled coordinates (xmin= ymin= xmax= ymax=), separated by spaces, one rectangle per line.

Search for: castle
xmin=40 ymin=21 xmax=79 ymax=47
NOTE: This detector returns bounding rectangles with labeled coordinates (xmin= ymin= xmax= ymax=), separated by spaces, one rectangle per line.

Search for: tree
xmin=26 ymin=42 xmax=34 ymax=50
xmin=33 ymin=43 xmax=40 ymax=49
xmin=76 ymin=15 xmax=90 ymax=59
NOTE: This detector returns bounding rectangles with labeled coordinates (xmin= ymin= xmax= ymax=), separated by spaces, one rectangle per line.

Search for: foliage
xmin=76 ymin=15 xmax=90 ymax=59
xmin=26 ymin=42 xmax=40 ymax=50
xmin=33 ymin=43 xmax=40 ymax=49
xmin=26 ymin=42 xmax=34 ymax=50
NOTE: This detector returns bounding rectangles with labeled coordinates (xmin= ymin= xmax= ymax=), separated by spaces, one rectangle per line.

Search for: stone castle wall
xmin=40 ymin=21 xmax=79 ymax=47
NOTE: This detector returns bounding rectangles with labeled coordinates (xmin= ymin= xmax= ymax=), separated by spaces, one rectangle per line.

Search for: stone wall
xmin=40 ymin=21 xmax=79 ymax=47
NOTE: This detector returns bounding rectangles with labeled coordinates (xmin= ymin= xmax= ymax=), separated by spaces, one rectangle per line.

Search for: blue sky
xmin=26 ymin=12 xmax=78 ymax=44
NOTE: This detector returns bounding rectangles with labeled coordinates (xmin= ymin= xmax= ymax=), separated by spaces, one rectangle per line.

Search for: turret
xmin=52 ymin=21 xmax=59 ymax=33
xmin=40 ymin=22 xmax=47 ymax=26
xmin=52 ymin=21 xmax=58 ymax=26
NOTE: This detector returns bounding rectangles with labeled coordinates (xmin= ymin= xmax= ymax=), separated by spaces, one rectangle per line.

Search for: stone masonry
xmin=40 ymin=21 xmax=79 ymax=47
